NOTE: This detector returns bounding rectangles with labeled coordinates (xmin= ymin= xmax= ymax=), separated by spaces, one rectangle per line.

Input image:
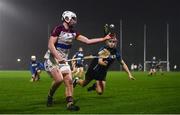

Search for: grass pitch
xmin=0 ymin=71 xmax=180 ymax=114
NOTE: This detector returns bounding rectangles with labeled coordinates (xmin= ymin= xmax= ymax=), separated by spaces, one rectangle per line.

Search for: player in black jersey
xmin=73 ymin=34 xmax=135 ymax=95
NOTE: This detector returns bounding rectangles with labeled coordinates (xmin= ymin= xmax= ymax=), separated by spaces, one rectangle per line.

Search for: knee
xmin=64 ymin=76 xmax=73 ymax=85
xmin=55 ymin=78 xmax=63 ymax=84
xmin=68 ymin=78 xmax=73 ymax=85
xmin=81 ymin=80 xmax=88 ymax=87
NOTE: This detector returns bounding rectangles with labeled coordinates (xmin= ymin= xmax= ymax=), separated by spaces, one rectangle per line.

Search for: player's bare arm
xmin=121 ymin=59 xmax=135 ymax=80
xmin=48 ymin=36 xmax=64 ymax=62
xmin=76 ymin=34 xmax=111 ymax=44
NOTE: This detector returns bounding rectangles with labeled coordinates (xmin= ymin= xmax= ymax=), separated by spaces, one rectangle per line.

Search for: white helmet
xmin=31 ymin=55 xmax=36 ymax=61
xmin=62 ymin=11 xmax=77 ymax=23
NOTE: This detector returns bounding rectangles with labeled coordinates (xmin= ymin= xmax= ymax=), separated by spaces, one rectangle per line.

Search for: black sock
xmin=92 ymin=83 xmax=96 ymax=89
xmin=48 ymin=88 xmax=56 ymax=97
xmin=89 ymin=83 xmax=96 ymax=90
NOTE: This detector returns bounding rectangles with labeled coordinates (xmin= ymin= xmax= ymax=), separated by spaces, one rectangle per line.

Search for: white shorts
xmin=44 ymin=59 xmax=58 ymax=72
xmin=59 ymin=63 xmax=71 ymax=73
xmin=44 ymin=59 xmax=71 ymax=74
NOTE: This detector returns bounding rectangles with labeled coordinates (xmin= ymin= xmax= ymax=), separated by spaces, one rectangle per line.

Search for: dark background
xmin=0 ymin=0 xmax=179 ymax=70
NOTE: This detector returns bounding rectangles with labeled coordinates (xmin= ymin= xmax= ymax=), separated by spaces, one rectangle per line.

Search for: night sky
xmin=0 ymin=0 xmax=179 ymax=70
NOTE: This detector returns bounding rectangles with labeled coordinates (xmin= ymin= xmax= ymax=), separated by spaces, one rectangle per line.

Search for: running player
xmin=73 ymin=34 xmax=135 ymax=95
xmin=29 ymin=55 xmax=44 ymax=82
xmin=44 ymin=11 xmax=112 ymax=111
xmin=71 ymin=47 xmax=84 ymax=79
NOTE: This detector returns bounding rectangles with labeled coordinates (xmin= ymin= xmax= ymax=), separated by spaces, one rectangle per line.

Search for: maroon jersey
xmin=45 ymin=25 xmax=80 ymax=60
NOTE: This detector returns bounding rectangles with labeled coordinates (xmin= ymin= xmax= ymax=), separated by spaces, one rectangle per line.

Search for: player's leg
xmin=73 ymin=76 xmax=92 ymax=88
xmin=152 ymin=68 xmax=156 ymax=75
xmin=35 ymin=70 xmax=41 ymax=81
xmin=148 ymin=68 xmax=153 ymax=76
xmin=63 ymin=70 xmax=79 ymax=111
xmin=87 ymin=81 xmax=105 ymax=94
xmin=30 ymin=74 xmax=36 ymax=82
xmin=87 ymin=71 xmax=106 ymax=93
xmin=73 ymin=68 xmax=93 ymax=88
xmin=30 ymin=69 xmax=36 ymax=82
xmin=47 ymin=68 xmax=63 ymax=107
xmin=79 ymin=67 xmax=84 ymax=79
xmin=74 ymin=67 xmax=80 ymax=77
xmin=72 ymin=67 xmax=77 ymax=78
xmin=95 ymin=80 xmax=106 ymax=95
xmin=77 ymin=78 xmax=92 ymax=87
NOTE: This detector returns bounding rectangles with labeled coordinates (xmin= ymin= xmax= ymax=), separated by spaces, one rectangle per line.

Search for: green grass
xmin=0 ymin=71 xmax=180 ymax=114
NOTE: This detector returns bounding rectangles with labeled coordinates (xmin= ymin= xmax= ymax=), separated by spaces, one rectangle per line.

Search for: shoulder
xmin=113 ymin=48 xmax=121 ymax=59
xmin=51 ymin=25 xmax=64 ymax=37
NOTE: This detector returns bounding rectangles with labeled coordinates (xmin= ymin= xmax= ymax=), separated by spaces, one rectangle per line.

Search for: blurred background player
xmin=71 ymin=47 xmax=84 ymax=79
xmin=138 ymin=63 xmax=143 ymax=71
xmin=155 ymin=59 xmax=164 ymax=75
xmin=29 ymin=55 xmax=44 ymax=82
xmin=148 ymin=56 xmax=158 ymax=76
xmin=44 ymin=11 xmax=111 ymax=111
xmin=73 ymin=33 xmax=135 ymax=95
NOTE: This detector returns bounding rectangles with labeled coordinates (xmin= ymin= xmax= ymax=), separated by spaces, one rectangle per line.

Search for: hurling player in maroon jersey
xmin=44 ymin=11 xmax=112 ymax=111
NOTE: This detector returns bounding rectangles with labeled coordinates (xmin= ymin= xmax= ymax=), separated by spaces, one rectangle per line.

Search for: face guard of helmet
xmin=31 ymin=55 xmax=36 ymax=61
xmin=62 ymin=11 xmax=77 ymax=25
xmin=106 ymin=34 xmax=117 ymax=48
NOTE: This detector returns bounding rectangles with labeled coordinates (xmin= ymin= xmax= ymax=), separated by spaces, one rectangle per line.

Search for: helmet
xmin=62 ymin=11 xmax=77 ymax=23
xmin=31 ymin=55 xmax=36 ymax=61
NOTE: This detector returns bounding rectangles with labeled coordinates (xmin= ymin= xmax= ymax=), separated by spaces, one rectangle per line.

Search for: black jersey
xmin=90 ymin=45 xmax=121 ymax=70
xmin=85 ymin=45 xmax=121 ymax=81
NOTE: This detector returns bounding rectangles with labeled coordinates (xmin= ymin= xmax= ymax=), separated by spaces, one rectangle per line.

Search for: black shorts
xmin=85 ymin=67 xmax=107 ymax=81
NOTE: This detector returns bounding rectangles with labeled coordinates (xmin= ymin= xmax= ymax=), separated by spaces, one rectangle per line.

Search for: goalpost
xmin=143 ymin=24 xmax=170 ymax=72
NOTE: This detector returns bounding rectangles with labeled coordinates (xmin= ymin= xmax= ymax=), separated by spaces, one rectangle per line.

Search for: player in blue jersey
xmin=44 ymin=11 xmax=112 ymax=111
xmin=73 ymin=34 xmax=135 ymax=95
xmin=72 ymin=47 xmax=84 ymax=79
xmin=30 ymin=55 xmax=44 ymax=82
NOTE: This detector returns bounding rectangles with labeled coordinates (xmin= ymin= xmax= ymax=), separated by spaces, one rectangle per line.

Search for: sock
xmin=66 ymin=96 xmax=73 ymax=107
xmin=48 ymin=86 xmax=58 ymax=97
